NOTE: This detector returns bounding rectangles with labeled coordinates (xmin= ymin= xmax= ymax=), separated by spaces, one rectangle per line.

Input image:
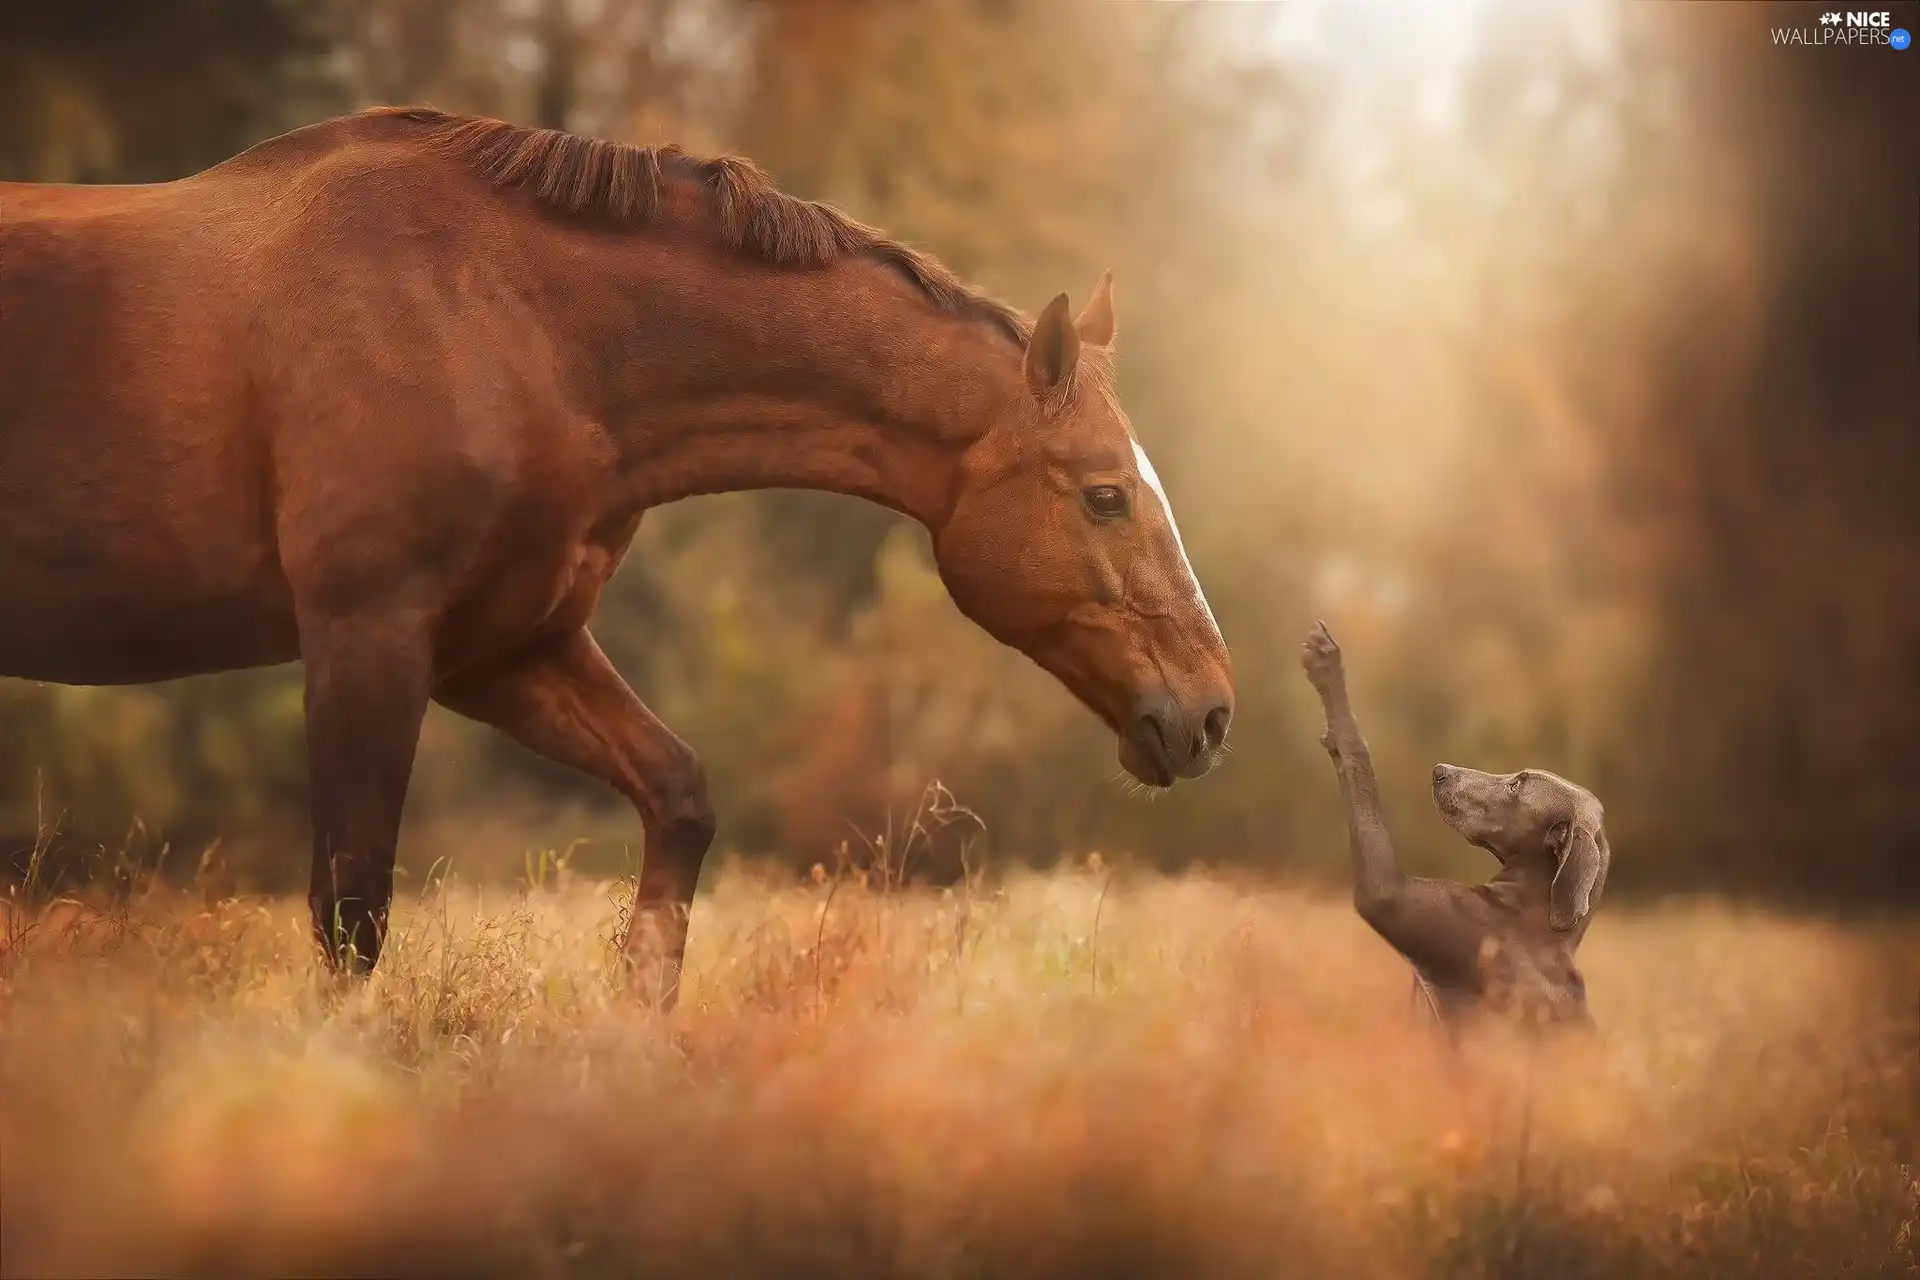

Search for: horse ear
xmin=1024 ymin=292 xmax=1081 ymax=400
xmin=1549 ymin=818 xmax=1608 ymax=933
xmin=1074 ymin=270 xmax=1116 ymax=347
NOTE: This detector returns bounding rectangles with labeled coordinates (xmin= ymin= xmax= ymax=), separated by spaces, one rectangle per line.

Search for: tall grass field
xmin=2 ymin=854 xmax=1915 ymax=1278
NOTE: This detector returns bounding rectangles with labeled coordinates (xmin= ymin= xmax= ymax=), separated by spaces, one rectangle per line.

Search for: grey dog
xmin=1302 ymin=621 xmax=1608 ymax=1039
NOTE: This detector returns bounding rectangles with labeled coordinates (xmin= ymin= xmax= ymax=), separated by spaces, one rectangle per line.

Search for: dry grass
xmin=1 ymin=856 xmax=1915 ymax=1279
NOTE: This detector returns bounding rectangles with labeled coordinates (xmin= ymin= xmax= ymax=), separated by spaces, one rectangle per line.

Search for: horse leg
xmin=434 ymin=626 xmax=714 ymax=1010
xmin=301 ymin=614 xmax=434 ymax=974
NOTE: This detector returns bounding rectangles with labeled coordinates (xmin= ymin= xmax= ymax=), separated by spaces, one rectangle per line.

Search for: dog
xmin=1301 ymin=621 xmax=1608 ymax=1040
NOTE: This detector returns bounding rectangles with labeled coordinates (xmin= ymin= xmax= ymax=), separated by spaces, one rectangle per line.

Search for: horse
xmin=0 ymin=107 xmax=1235 ymax=1006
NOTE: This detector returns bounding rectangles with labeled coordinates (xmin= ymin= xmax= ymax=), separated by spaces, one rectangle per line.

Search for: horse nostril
xmin=1128 ymin=710 xmax=1176 ymax=776
xmin=1202 ymin=702 xmax=1232 ymax=752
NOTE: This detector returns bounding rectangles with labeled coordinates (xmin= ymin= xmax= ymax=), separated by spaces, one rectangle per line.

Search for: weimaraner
xmin=1301 ymin=621 xmax=1608 ymax=1039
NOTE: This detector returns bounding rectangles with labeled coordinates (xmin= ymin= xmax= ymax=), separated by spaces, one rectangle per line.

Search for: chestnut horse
xmin=0 ymin=107 xmax=1234 ymax=1004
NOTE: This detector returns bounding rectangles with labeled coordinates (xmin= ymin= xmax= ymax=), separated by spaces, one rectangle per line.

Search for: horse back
xmin=0 ymin=122 xmax=543 ymax=683
xmin=0 ymin=120 xmax=624 ymax=685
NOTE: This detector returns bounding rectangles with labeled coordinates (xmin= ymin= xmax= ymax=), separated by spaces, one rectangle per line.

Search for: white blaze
xmin=1131 ymin=438 xmax=1221 ymax=638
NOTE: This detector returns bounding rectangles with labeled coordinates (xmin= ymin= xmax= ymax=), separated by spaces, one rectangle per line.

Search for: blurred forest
xmin=1 ymin=0 xmax=1914 ymax=904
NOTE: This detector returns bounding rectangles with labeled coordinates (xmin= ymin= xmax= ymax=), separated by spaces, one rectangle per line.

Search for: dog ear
xmin=1549 ymin=818 xmax=1608 ymax=933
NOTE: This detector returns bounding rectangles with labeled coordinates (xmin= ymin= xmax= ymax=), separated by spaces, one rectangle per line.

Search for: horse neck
xmin=578 ymin=245 xmax=1026 ymax=530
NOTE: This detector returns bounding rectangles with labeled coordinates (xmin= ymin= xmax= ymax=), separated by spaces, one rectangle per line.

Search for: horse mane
xmin=366 ymin=106 xmax=1031 ymax=346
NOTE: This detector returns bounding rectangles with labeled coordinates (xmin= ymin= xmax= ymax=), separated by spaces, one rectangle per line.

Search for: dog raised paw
xmin=1301 ymin=620 xmax=1346 ymax=695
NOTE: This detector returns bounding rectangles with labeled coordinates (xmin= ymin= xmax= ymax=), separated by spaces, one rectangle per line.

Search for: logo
xmin=1774 ymin=9 xmax=1904 ymax=46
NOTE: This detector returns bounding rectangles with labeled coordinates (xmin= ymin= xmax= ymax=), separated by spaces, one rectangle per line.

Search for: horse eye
xmin=1509 ymin=773 xmax=1525 ymax=793
xmin=1083 ymin=485 xmax=1129 ymax=519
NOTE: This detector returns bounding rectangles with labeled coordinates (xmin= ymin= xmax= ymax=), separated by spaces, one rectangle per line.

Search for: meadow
xmin=2 ymin=851 xmax=1915 ymax=1279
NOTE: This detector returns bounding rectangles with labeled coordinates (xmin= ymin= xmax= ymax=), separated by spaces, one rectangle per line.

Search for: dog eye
xmin=1083 ymin=485 xmax=1129 ymax=519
